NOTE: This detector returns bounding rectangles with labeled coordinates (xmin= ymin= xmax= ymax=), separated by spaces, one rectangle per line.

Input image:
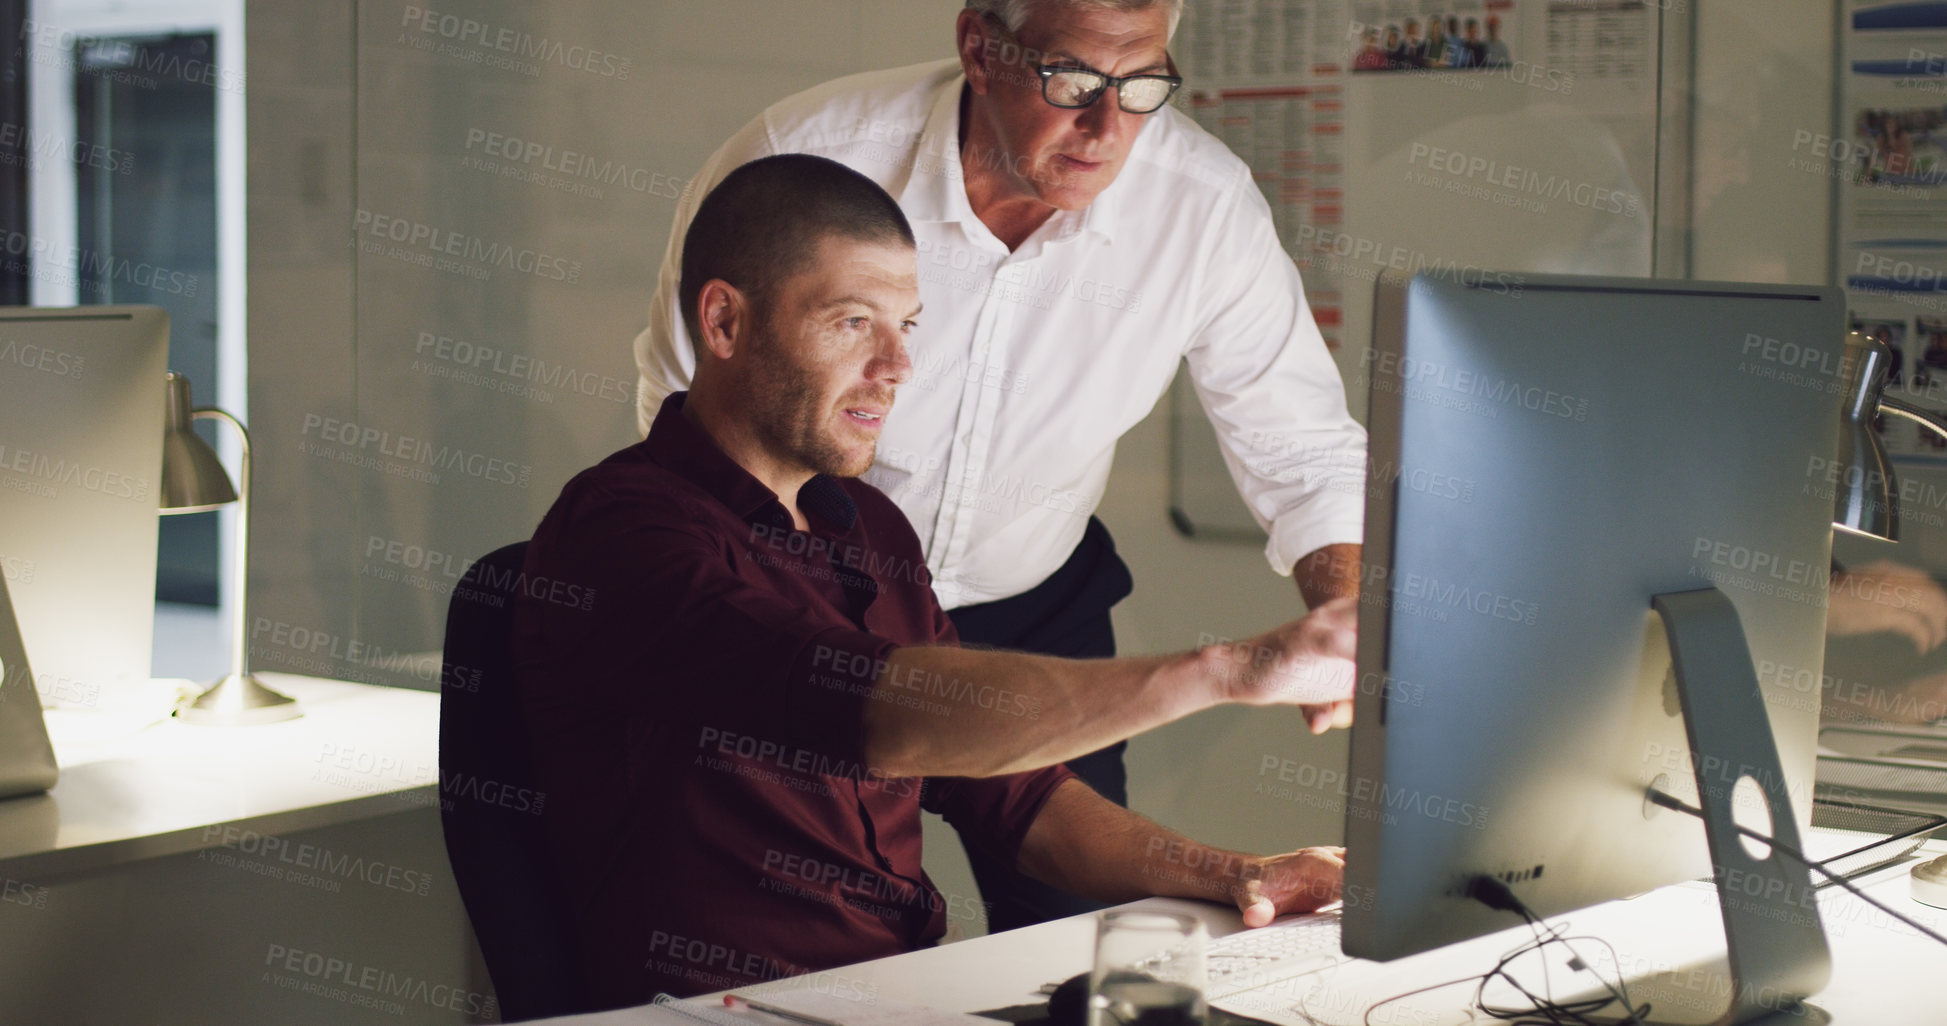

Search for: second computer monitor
xmin=0 ymin=306 xmax=170 ymax=709
xmin=1345 ymin=273 xmax=1846 ymax=960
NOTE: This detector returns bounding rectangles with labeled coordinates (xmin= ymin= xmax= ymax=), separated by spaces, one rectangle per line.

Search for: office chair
xmin=439 ymin=540 xmax=590 ymax=1021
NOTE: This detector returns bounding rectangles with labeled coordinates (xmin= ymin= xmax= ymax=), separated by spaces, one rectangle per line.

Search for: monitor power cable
xmin=1358 ymin=885 xmax=1650 ymax=1026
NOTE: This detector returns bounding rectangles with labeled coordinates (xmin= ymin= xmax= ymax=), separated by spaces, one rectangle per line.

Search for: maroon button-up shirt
xmin=512 ymin=393 xmax=1073 ymax=1006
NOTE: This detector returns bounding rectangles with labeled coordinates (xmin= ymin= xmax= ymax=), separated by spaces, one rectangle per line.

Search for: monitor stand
xmin=1591 ymin=589 xmax=1832 ymax=1026
xmin=0 ymin=570 xmax=58 ymax=798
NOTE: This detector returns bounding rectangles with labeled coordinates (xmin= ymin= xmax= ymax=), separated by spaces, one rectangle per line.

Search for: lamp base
xmin=175 ymin=672 xmax=302 ymax=726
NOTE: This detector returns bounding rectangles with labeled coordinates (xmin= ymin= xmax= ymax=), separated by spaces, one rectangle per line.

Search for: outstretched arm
xmin=861 ymin=598 xmax=1359 ymax=779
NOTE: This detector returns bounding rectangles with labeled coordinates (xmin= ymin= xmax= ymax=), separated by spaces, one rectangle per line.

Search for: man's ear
xmin=957 ymin=9 xmax=994 ymax=96
xmin=696 ymin=279 xmax=747 ymax=361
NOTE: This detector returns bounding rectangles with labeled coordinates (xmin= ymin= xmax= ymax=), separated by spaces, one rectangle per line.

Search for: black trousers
xmin=946 ymin=516 xmax=1135 ymax=934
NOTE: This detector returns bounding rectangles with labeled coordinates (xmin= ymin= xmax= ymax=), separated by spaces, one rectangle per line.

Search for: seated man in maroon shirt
xmin=513 ymin=153 xmax=1359 ymax=1006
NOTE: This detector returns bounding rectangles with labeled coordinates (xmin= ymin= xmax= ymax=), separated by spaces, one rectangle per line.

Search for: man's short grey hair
xmin=964 ymin=0 xmax=1184 ymax=41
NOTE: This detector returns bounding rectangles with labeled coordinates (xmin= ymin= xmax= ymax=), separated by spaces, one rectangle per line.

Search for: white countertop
xmin=0 ymin=674 xmax=440 ymax=880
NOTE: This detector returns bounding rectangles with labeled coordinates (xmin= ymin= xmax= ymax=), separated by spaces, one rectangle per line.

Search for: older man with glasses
xmin=633 ymin=0 xmax=1367 ymax=935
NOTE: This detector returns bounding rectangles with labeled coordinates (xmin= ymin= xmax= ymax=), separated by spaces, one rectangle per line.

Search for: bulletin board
xmin=1832 ymin=0 xmax=1947 ymax=581
xmin=1838 ymin=1 xmax=1947 ymax=464
xmin=1167 ymin=0 xmax=1671 ymax=540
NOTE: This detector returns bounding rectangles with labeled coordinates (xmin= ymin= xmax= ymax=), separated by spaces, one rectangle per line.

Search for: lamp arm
xmin=191 ymin=408 xmax=250 ymax=679
xmin=1880 ymin=395 xmax=1947 ymax=444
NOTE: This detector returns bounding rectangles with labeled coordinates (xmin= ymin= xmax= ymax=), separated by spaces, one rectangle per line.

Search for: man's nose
xmin=1076 ymin=94 xmax=1125 ymax=140
xmin=873 ymin=327 xmax=913 ymax=384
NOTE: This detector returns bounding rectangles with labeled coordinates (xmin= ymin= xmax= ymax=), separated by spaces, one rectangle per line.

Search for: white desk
xmin=543 ymin=833 xmax=1946 ymax=1026
xmin=0 ymin=675 xmax=482 ymax=1026
xmin=0 ymin=674 xmax=442 ymax=878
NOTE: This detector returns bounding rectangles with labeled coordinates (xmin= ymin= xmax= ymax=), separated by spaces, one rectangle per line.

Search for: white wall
xmin=1688 ymin=0 xmax=1835 ymax=287
xmin=247 ymin=2 xmax=958 ymax=688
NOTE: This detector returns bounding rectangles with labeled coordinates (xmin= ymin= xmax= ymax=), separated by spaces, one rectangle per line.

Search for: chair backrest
xmin=438 ymin=540 xmax=590 ymax=1020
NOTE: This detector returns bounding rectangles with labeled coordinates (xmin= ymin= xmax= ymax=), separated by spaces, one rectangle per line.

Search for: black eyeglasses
xmin=1034 ymin=64 xmax=1182 ymax=114
xmin=984 ymin=16 xmax=1183 ymax=114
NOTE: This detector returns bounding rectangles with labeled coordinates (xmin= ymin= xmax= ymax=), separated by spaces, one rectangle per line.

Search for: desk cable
xmin=1359 ymin=881 xmax=1650 ymax=1026
xmin=1641 ymin=788 xmax=1947 ymax=950
xmin=1359 ymin=791 xmax=1947 ymax=1026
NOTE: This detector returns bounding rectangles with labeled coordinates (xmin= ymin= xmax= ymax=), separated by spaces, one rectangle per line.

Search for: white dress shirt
xmin=635 ymin=59 xmax=1366 ymax=610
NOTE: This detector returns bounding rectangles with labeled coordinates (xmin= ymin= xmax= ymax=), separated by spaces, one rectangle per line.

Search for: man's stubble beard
xmin=746 ymin=321 xmax=882 ymax=479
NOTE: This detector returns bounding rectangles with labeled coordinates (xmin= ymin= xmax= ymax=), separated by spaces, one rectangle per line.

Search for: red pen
xmin=723 ymin=993 xmax=850 ymax=1026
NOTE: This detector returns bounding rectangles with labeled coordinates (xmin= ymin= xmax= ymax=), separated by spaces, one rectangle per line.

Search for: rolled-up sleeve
xmin=920 ymin=766 xmax=1076 ymax=870
xmin=1182 ymin=175 xmax=1368 ymax=575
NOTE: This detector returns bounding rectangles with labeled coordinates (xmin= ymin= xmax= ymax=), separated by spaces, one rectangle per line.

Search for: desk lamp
xmin=159 ymin=372 xmax=300 ymax=725
xmin=1828 ymin=333 xmax=1947 ymax=906
xmin=1833 ymin=333 xmax=1900 ymax=539
xmin=1830 ymin=330 xmax=1947 ymax=540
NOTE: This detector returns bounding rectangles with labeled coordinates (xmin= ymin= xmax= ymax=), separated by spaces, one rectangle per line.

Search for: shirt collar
xmin=896 ymin=75 xmax=977 ymax=226
xmin=799 ymin=476 xmax=859 ymax=533
xmin=897 ymin=72 xmax=1123 ymax=247
xmin=643 ymin=392 xmax=858 ymax=534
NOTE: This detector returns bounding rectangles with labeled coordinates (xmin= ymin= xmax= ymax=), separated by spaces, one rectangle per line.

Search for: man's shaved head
xmin=679 ymin=154 xmax=916 ymax=348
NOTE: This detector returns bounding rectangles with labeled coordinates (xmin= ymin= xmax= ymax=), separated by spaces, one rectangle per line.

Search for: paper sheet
xmin=732 ymin=989 xmax=999 ymax=1026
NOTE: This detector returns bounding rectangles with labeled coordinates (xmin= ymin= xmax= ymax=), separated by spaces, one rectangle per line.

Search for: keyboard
xmin=1817 ymin=756 xmax=1947 ymax=797
xmin=1202 ymin=910 xmax=1346 ymax=999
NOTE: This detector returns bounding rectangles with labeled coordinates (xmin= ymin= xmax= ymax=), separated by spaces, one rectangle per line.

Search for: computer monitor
xmin=0 ymin=306 xmax=170 ymax=710
xmin=1345 ymin=273 xmax=1845 ymax=1019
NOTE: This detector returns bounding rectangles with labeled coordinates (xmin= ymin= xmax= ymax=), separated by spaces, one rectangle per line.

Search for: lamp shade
xmin=1833 ymin=332 xmax=1897 ymax=541
xmin=160 ymin=371 xmax=237 ymax=514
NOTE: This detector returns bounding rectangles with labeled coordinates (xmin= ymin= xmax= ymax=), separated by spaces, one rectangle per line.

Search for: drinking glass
xmin=1086 ymin=909 xmax=1208 ymax=1026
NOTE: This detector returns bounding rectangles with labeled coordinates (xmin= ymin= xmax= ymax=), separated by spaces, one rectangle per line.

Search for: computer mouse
xmin=1046 ymin=972 xmax=1091 ymax=1026
xmin=1912 ymin=853 xmax=1947 ymax=909
xmin=1047 ymin=971 xmax=1199 ymax=1026
xmin=1049 ymin=971 xmax=1165 ymax=1026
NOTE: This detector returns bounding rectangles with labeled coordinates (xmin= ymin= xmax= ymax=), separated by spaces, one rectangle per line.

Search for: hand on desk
xmin=1827 ymin=559 xmax=1947 ymax=654
xmin=1823 ymin=560 xmax=1947 ymax=724
xmin=1233 ymin=846 xmax=1346 ymax=927
xmin=1016 ymin=782 xmax=1345 ymax=929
